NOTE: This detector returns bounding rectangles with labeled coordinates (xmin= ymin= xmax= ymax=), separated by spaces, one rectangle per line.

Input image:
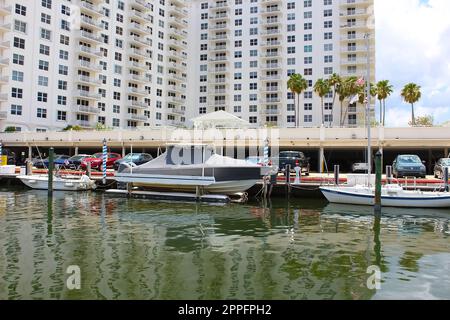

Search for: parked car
xmin=114 ymin=153 xmax=153 ymax=171
xmin=278 ymin=151 xmax=310 ymax=176
xmin=67 ymin=154 xmax=92 ymax=170
xmin=393 ymin=155 xmax=426 ymax=178
xmin=80 ymin=152 xmax=122 ymax=171
xmin=34 ymin=155 xmax=71 ymax=169
xmin=433 ymin=158 xmax=450 ymax=179
xmin=352 ymin=162 xmax=369 ymax=173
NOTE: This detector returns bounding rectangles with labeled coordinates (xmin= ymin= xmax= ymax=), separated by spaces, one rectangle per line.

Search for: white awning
xmin=190 ymin=111 xmax=250 ymax=129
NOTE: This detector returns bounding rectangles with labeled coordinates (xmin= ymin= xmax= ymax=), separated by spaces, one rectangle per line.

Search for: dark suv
xmin=278 ymin=151 xmax=310 ymax=176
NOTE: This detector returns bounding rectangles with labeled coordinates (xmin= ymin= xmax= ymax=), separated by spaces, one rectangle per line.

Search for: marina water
xmin=0 ymin=187 xmax=449 ymax=300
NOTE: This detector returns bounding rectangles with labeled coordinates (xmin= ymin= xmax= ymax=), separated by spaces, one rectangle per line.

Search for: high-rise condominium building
xmin=0 ymin=0 xmax=375 ymax=132
xmin=0 ymin=0 xmax=188 ymax=132
xmin=186 ymin=0 xmax=375 ymax=128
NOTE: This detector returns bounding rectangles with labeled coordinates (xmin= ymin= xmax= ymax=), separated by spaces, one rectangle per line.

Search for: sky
xmin=375 ymin=0 xmax=450 ymax=126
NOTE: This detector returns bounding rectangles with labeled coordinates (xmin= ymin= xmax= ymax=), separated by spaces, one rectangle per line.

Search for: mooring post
xmin=374 ymin=150 xmax=382 ymax=214
xmin=86 ymin=161 xmax=91 ymax=178
xmin=102 ymin=138 xmax=107 ymax=185
xmin=334 ymin=165 xmax=340 ymax=186
xmin=444 ymin=166 xmax=449 ymax=192
xmin=48 ymin=147 xmax=54 ymax=197
xmin=286 ymin=164 xmax=291 ymax=196
xmin=386 ymin=165 xmax=393 ymax=184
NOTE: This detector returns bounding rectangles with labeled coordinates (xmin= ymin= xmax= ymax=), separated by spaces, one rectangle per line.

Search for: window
xmin=11 ymin=104 xmax=22 ymax=116
xmin=40 ymin=28 xmax=51 ymax=40
xmin=41 ymin=13 xmax=51 ymax=24
xmin=57 ymin=95 xmax=66 ymax=105
xmin=304 ymin=115 xmax=312 ymax=123
xmin=37 ymin=108 xmax=47 ymax=118
xmin=57 ymin=111 xmax=67 ymax=121
xmin=38 ymin=60 xmax=49 ymax=71
xmin=58 ymin=65 xmax=68 ymax=75
xmin=12 ymin=88 xmax=23 ymax=98
xmin=13 ymin=54 xmax=24 ymax=65
xmin=12 ymin=71 xmax=24 ymax=82
xmin=15 ymin=4 xmax=26 ymax=16
xmin=42 ymin=0 xmax=52 ymax=9
xmin=14 ymin=20 xmax=27 ymax=33
xmin=38 ymin=76 xmax=48 ymax=87
xmin=37 ymin=92 xmax=48 ymax=102
xmin=13 ymin=37 xmax=25 ymax=49
xmin=39 ymin=44 xmax=50 ymax=55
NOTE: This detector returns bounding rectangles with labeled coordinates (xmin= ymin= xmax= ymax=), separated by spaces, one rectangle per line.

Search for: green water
xmin=0 ymin=188 xmax=449 ymax=300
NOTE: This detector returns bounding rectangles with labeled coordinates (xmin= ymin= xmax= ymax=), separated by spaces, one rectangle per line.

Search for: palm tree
xmin=287 ymin=74 xmax=308 ymax=128
xmin=376 ymin=80 xmax=393 ymax=126
xmin=314 ymin=79 xmax=331 ymax=126
xmin=401 ymin=83 xmax=421 ymax=126
xmin=328 ymin=73 xmax=342 ymax=127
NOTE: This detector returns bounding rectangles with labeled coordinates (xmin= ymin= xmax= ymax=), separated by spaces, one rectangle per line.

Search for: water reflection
xmin=0 ymin=190 xmax=448 ymax=300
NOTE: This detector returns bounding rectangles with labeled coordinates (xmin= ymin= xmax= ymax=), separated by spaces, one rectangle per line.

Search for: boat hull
xmin=320 ymin=186 xmax=450 ymax=208
xmin=18 ymin=175 xmax=96 ymax=191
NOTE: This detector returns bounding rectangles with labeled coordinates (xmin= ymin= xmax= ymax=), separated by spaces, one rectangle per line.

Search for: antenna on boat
xmin=365 ymin=32 xmax=372 ymax=187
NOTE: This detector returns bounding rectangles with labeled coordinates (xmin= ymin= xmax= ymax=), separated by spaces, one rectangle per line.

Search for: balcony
xmin=76 ymin=105 xmax=100 ymax=115
xmin=341 ymin=45 xmax=375 ymax=54
xmin=80 ymin=16 xmax=102 ymax=30
xmin=168 ymin=5 xmax=188 ymax=17
xmin=130 ymin=9 xmax=152 ymax=23
xmin=129 ymin=22 xmax=151 ymax=35
xmin=210 ymin=45 xmax=229 ymax=53
xmin=131 ymin=0 xmax=152 ymax=11
xmin=0 ymin=58 xmax=9 ymax=67
xmin=76 ymin=75 xmax=102 ymax=86
xmin=77 ymin=30 xmax=102 ymax=44
xmin=260 ymin=97 xmax=281 ymax=104
xmin=260 ymin=87 xmax=280 ymax=93
xmin=128 ymin=60 xmax=147 ymax=71
xmin=0 ymin=111 xmax=6 ymax=119
xmin=260 ymin=51 xmax=282 ymax=59
xmin=261 ymin=109 xmax=281 ymax=115
xmin=260 ymin=75 xmax=281 ymax=81
xmin=168 ymin=39 xmax=187 ymax=50
xmin=129 ymin=48 xmax=151 ymax=59
xmin=260 ymin=40 xmax=282 ymax=47
xmin=0 ymin=19 xmax=10 ymax=32
xmin=168 ymin=27 xmax=188 ymax=39
xmin=167 ymin=61 xmax=187 ymax=72
xmin=79 ymin=45 xmax=102 ymax=58
xmin=168 ymin=73 xmax=186 ymax=82
xmin=340 ymin=33 xmax=375 ymax=43
xmin=0 ymin=40 xmax=9 ymax=49
xmin=209 ymin=2 xmax=229 ymax=10
xmin=0 ymin=74 xmax=8 ymax=83
xmin=340 ymin=0 xmax=373 ymax=7
xmin=262 ymin=18 xmax=281 ymax=27
xmin=73 ymin=90 xmax=102 ymax=100
xmin=166 ymin=119 xmax=184 ymax=127
xmin=209 ymin=34 xmax=230 ymax=42
xmin=167 ymin=96 xmax=185 ymax=105
xmin=128 ymin=74 xmax=150 ymax=83
xmin=260 ymin=8 xmax=282 ymax=15
xmin=77 ymin=60 xmax=103 ymax=72
xmin=209 ymin=67 xmax=229 ymax=74
xmin=209 ymin=13 xmax=230 ymax=22
xmin=261 ymin=0 xmax=282 ymax=4
xmin=127 ymin=113 xmax=148 ymax=121
xmin=0 ymin=92 xmax=7 ymax=101
xmin=340 ymin=22 xmax=372 ymax=30
xmin=129 ymin=101 xmax=149 ymax=109
xmin=209 ymin=56 xmax=229 ymax=62
xmin=0 ymin=0 xmax=11 ymax=16
xmin=167 ymin=107 xmax=185 ymax=116
xmin=79 ymin=1 xmax=103 ymax=16
xmin=75 ymin=120 xmax=96 ymax=128
xmin=208 ymin=89 xmax=228 ymax=95
xmin=340 ymin=8 xmax=371 ymax=18
xmin=168 ymin=17 xmax=188 ymax=28
xmin=260 ymin=29 xmax=281 ymax=36
xmin=130 ymin=35 xmax=152 ymax=47
xmin=261 ymin=63 xmax=281 ymax=70
xmin=128 ymin=87 xmax=148 ymax=96
xmin=210 ymin=24 xmax=229 ymax=31
xmin=208 ymin=78 xmax=228 ymax=85
xmin=167 ymin=85 xmax=186 ymax=94
xmin=167 ymin=50 xmax=187 ymax=60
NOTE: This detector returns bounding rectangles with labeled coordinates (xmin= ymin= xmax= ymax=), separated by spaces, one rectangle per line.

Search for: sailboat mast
xmin=365 ymin=33 xmax=372 ymax=185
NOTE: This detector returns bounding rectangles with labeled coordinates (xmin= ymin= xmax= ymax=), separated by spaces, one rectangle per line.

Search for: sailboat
xmin=319 ymin=33 xmax=450 ymax=209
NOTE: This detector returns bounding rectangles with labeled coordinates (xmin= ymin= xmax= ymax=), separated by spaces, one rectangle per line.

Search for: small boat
xmin=320 ymin=184 xmax=450 ymax=208
xmin=17 ymin=174 xmax=96 ymax=191
xmin=115 ymin=144 xmax=274 ymax=195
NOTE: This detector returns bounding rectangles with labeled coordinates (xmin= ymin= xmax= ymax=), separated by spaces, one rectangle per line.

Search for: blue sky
xmin=376 ymin=0 xmax=450 ymax=126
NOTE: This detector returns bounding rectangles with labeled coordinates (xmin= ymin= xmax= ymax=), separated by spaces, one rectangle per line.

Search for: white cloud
xmin=376 ymin=0 xmax=450 ymax=126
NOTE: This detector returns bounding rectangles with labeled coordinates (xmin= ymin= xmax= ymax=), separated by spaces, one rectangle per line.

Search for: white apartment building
xmin=0 ymin=0 xmax=374 ymax=133
xmin=0 ymin=0 xmax=189 ymax=132
xmin=186 ymin=0 xmax=375 ymax=128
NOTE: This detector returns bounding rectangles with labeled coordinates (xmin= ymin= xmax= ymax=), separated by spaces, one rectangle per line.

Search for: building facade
xmin=186 ymin=0 xmax=375 ymax=128
xmin=0 ymin=0 xmax=188 ymax=132
xmin=0 ymin=0 xmax=374 ymax=132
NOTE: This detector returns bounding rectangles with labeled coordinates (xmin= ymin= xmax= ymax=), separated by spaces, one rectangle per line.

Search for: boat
xmin=320 ymin=184 xmax=450 ymax=208
xmin=17 ymin=174 xmax=96 ymax=191
xmin=115 ymin=144 xmax=274 ymax=195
